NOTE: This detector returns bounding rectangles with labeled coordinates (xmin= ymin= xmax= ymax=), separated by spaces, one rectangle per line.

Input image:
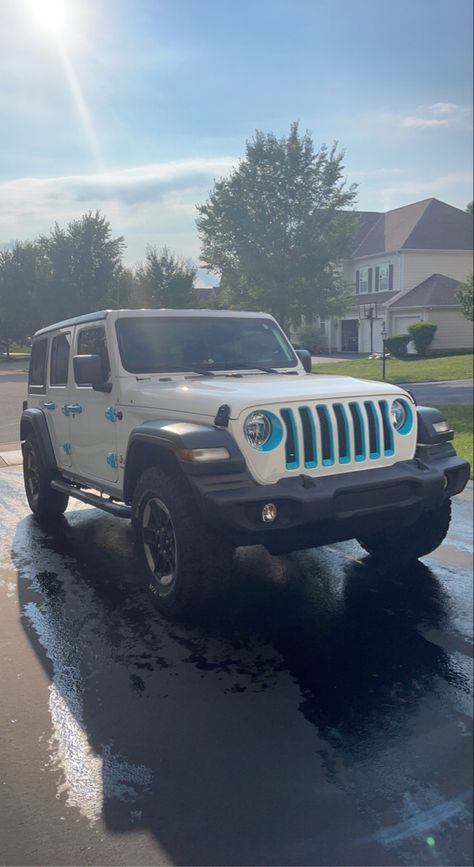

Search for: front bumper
xmin=190 ymin=443 xmax=470 ymax=552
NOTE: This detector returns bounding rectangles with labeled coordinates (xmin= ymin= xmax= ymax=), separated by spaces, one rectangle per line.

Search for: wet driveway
xmin=0 ymin=467 xmax=472 ymax=866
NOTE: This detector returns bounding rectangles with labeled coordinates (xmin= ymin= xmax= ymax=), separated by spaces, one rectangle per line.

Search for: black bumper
xmin=189 ymin=444 xmax=470 ymax=553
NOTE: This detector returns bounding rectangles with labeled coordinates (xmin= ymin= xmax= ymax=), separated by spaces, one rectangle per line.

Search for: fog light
xmin=262 ymin=503 xmax=278 ymax=523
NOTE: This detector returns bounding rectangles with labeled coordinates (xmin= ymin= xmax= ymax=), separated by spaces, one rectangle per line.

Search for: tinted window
xmin=116 ymin=317 xmax=297 ymax=373
xmin=50 ymin=333 xmax=70 ymax=386
xmin=28 ymin=339 xmax=48 ymax=392
xmin=76 ymin=327 xmax=110 ymax=383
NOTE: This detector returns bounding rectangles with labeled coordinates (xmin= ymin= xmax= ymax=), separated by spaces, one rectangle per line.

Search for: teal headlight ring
xmin=392 ymin=398 xmax=413 ymax=435
xmin=244 ymin=410 xmax=284 ymax=451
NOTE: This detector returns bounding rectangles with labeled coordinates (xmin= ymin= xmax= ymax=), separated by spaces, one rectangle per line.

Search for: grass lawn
xmin=0 ymin=343 xmax=31 ymax=361
xmin=313 ymin=353 xmax=473 ymax=384
xmin=435 ymin=404 xmax=473 ymax=479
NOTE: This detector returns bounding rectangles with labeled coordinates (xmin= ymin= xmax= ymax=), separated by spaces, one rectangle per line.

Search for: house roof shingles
xmin=389 ymin=273 xmax=462 ymax=308
xmin=352 ymin=198 xmax=473 ymax=258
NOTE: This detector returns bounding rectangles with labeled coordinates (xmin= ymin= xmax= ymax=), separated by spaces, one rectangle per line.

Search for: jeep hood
xmin=123 ymin=374 xmax=412 ymax=420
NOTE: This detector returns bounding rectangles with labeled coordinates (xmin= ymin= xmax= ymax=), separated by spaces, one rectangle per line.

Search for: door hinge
xmin=106 ymin=452 xmax=118 ymax=469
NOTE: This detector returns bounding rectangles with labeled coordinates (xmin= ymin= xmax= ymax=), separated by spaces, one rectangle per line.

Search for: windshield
xmin=116 ymin=316 xmax=297 ymax=373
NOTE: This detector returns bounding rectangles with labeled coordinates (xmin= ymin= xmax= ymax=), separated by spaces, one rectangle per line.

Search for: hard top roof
xmin=33 ymin=308 xmax=274 ymax=337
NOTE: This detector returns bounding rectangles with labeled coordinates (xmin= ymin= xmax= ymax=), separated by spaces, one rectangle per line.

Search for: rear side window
xmin=28 ymin=339 xmax=48 ymax=393
xmin=76 ymin=326 xmax=110 ymax=383
xmin=50 ymin=333 xmax=70 ymax=386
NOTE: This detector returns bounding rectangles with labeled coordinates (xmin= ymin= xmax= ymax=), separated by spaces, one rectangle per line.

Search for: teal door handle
xmin=62 ymin=403 xmax=83 ymax=416
xmin=43 ymin=401 xmax=56 ymax=410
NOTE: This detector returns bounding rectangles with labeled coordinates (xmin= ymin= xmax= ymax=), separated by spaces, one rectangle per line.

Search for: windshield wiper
xmin=136 ymin=365 xmax=216 ymax=377
xmin=222 ymin=364 xmax=298 ymax=375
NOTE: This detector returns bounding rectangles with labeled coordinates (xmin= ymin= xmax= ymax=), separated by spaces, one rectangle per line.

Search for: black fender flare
xmin=416 ymin=405 xmax=454 ymax=445
xmin=123 ymin=420 xmax=245 ymax=503
xmin=20 ymin=408 xmax=58 ymax=471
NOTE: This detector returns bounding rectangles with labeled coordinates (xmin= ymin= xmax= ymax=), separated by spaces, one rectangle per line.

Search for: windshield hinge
xmin=214 ymin=404 xmax=231 ymax=428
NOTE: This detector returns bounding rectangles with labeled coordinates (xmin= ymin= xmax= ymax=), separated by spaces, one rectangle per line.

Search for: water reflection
xmin=12 ymin=506 xmax=472 ymax=865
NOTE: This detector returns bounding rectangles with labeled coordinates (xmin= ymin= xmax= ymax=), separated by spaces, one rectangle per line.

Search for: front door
xmin=69 ymin=324 xmax=118 ymax=484
xmin=341 ymin=319 xmax=359 ymax=352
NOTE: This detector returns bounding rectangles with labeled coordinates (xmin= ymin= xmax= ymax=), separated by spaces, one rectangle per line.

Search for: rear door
xmin=46 ymin=330 xmax=72 ymax=468
xmin=68 ymin=324 xmax=118 ymax=484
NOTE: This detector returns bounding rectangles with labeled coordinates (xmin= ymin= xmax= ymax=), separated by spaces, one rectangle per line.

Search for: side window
xmin=76 ymin=327 xmax=110 ymax=384
xmin=50 ymin=333 xmax=70 ymax=386
xmin=28 ymin=339 xmax=48 ymax=393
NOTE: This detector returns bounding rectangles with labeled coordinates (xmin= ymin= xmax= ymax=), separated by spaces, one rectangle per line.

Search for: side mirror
xmin=73 ymin=354 xmax=111 ymax=392
xmin=296 ymin=349 xmax=312 ymax=373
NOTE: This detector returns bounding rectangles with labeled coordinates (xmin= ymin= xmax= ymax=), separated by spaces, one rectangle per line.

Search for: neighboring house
xmin=325 ymin=198 xmax=473 ymax=353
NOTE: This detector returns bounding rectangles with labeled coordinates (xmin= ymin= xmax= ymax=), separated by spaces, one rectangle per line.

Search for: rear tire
xmin=22 ymin=433 xmax=69 ymax=518
xmin=358 ymin=499 xmax=452 ymax=562
xmin=132 ymin=466 xmax=233 ymax=619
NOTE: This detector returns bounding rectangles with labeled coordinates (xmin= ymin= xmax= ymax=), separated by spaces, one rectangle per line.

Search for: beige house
xmin=326 ymin=198 xmax=473 ymax=353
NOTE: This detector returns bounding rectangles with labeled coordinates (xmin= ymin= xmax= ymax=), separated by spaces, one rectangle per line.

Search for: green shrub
xmin=407 ymin=321 xmax=437 ymax=356
xmin=294 ymin=323 xmax=327 ymax=353
xmin=385 ymin=334 xmax=410 ymax=358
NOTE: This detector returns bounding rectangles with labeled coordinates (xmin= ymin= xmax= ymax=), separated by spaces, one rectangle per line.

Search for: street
xmin=0 ymin=467 xmax=472 ymax=866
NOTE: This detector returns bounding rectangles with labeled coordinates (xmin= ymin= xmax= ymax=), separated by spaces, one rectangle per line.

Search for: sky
xmin=0 ymin=0 xmax=472 ymax=284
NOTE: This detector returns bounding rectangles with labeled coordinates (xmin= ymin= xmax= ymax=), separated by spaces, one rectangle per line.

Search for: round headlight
xmin=391 ymin=399 xmax=408 ymax=430
xmin=244 ymin=411 xmax=272 ymax=448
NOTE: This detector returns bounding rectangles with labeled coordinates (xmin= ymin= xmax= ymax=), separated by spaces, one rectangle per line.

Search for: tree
xmin=38 ymin=211 xmax=125 ymax=322
xmin=0 ymin=242 xmax=41 ymax=356
xmin=136 ymin=246 xmax=196 ymax=308
xmin=196 ymin=122 xmax=358 ymax=330
xmin=466 ymin=201 xmax=473 ymax=214
xmin=457 ymin=273 xmax=473 ymax=321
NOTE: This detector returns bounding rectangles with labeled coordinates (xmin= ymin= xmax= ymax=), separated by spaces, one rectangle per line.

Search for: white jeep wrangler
xmin=21 ymin=308 xmax=470 ymax=617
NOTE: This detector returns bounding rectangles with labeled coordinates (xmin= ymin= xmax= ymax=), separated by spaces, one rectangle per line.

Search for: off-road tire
xmin=357 ymin=499 xmax=452 ymax=562
xmin=132 ymin=466 xmax=233 ymax=618
xmin=22 ymin=433 xmax=69 ymax=518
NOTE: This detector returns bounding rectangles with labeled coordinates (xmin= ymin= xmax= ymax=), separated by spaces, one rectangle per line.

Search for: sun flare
xmin=29 ymin=0 xmax=68 ymax=35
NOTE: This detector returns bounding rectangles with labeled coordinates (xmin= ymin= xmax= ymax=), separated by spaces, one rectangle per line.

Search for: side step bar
xmin=51 ymin=479 xmax=132 ymax=519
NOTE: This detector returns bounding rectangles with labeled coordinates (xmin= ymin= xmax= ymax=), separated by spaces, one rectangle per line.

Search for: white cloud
xmin=0 ymin=157 xmax=238 ymax=264
xmin=379 ymin=171 xmax=473 ymax=212
xmin=377 ymin=102 xmax=471 ymax=131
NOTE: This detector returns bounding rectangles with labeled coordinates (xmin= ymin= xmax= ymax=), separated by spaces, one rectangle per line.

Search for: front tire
xmin=358 ymin=499 xmax=452 ymax=562
xmin=132 ymin=466 xmax=232 ymax=618
xmin=22 ymin=433 xmax=69 ymax=518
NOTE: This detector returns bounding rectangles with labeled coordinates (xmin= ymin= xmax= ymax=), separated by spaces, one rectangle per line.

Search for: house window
xmin=375 ymin=263 xmax=394 ymax=291
xmin=358 ymin=268 xmax=369 ymax=293
xmin=378 ymin=264 xmax=389 ymax=291
xmin=356 ymin=267 xmax=373 ymax=293
xmin=319 ymin=320 xmax=327 ymax=335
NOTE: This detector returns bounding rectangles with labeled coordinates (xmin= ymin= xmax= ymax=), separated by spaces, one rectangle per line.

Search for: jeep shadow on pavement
xmin=13 ymin=497 xmax=473 ymax=867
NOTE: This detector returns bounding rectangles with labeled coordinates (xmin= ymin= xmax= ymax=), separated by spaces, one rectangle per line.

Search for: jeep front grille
xmin=280 ymin=400 xmax=395 ymax=470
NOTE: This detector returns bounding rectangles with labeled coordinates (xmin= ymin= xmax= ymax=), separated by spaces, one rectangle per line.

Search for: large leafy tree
xmin=0 ymin=242 xmax=42 ymax=355
xmin=196 ymin=122 xmax=358 ymax=329
xmin=136 ymin=246 xmax=196 ymax=308
xmin=38 ymin=210 xmax=125 ymax=322
xmin=457 ymin=273 xmax=473 ymax=321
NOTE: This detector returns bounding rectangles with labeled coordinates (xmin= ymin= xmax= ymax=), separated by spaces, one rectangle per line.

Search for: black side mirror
xmin=73 ymin=354 xmax=111 ymax=392
xmin=296 ymin=349 xmax=312 ymax=373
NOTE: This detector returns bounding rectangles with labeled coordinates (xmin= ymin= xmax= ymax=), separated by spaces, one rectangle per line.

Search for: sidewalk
xmin=0 ymin=442 xmax=23 ymax=467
